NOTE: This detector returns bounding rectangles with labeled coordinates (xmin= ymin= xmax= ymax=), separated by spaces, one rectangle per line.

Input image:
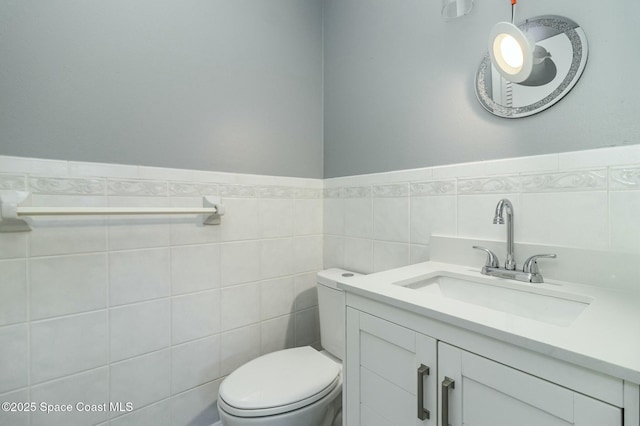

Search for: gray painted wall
xmin=0 ymin=0 xmax=324 ymax=178
xmin=324 ymin=0 xmax=640 ymax=177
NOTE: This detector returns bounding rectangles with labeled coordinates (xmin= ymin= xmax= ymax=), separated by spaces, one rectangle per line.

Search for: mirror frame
xmin=475 ymin=15 xmax=588 ymax=118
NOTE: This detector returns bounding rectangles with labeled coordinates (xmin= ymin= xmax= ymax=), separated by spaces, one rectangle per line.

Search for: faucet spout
xmin=494 ymin=199 xmax=515 ymax=270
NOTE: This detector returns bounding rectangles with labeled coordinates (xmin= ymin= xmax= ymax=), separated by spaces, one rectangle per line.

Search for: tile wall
xmin=323 ymin=145 xmax=640 ymax=276
xmin=2 ymin=144 xmax=640 ymax=426
xmin=0 ymin=156 xmax=323 ymax=426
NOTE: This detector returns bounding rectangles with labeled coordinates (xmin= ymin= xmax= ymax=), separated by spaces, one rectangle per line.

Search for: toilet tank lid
xmin=317 ymin=268 xmax=362 ymax=290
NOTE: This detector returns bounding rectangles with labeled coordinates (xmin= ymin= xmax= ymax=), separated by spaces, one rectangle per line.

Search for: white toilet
xmin=217 ymin=268 xmax=360 ymax=426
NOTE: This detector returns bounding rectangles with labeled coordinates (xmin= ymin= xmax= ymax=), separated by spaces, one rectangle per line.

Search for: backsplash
xmin=323 ymin=145 xmax=640 ymax=280
xmin=0 ymin=156 xmax=323 ymax=426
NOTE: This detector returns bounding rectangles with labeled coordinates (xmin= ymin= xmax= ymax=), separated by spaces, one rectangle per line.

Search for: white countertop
xmin=338 ymin=261 xmax=640 ymax=384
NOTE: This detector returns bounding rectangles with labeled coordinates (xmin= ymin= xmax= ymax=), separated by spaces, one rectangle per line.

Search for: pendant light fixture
xmin=488 ymin=0 xmax=533 ymax=83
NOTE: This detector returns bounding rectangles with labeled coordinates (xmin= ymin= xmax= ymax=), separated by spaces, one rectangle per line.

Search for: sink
xmin=393 ymin=273 xmax=592 ymax=327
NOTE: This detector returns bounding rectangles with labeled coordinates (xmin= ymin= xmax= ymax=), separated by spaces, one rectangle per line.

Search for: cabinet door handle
xmin=441 ymin=376 xmax=455 ymax=426
xmin=417 ymin=364 xmax=430 ymax=420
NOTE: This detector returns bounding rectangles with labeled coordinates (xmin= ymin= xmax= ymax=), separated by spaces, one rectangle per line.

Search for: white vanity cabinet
xmin=345 ymin=307 xmax=627 ymax=426
xmin=345 ymin=308 xmax=437 ymax=426
xmin=438 ymin=343 xmax=621 ymax=426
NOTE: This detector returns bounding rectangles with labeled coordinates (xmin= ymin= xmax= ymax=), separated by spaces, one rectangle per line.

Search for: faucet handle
xmin=472 ymin=246 xmax=499 ymax=268
xmin=523 ymin=254 xmax=557 ymax=274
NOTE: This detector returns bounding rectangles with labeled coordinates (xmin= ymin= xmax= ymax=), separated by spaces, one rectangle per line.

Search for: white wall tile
xmin=30 ymin=254 xmax=107 ymax=320
xmin=68 ymin=161 xmax=139 ymax=179
xmin=107 ymin=196 xmax=171 ymax=251
xmin=261 ymin=315 xmax=295 ymax=355
xmin=323 ymin=235 xmax=344 ymax=269
xmin=110 ymin=350 xmax=171 ymax=411
xmin=373 ymin=196 xmax=409 ymax=243
xmin=260 ymin=277 xmax=295 ymax=320
xmin=373 ymin=241 xmax=410 ymax=273
xmin=295 ymin=307 xmax=320 ymax=347
xmin=410 ymin=195 xmax=457 ymax=245
xmin=457 ymin=193 xmax=521 ymax=242
xmin=294 ymin=272 xmax=318 ymax=311
xmin=0 ymin=232 xmax=27 ymax=260
xmin=169 ymin=197 xmax=221 ymax=246
xmin=30 ymin=368 xmax=109 ymax=426
xmin=221 ymin=283 xmax=260 ymax=331
xmin=110 ymin=299 xmax=171 ymax=362
xmin=172 ymin=290 xmax=220 ymax=345
xmin=259 ymin=198 xmax=294 ymax=238
xmin=220 ymin=241 xmax=261 ymax=287
xmin=220 ymin=198 xmax=260 ymax=242
xmin=29 ymin=195 xmax=107 ymax=257
xmin=0 ymin=260 xmax=26 ymax=326
xmin=343 ymin=237 xmax=374 ymax=274
xmin=559 ymin=145 xmax=640 ymax=170
xmin=293 ymin=235 xmax=323 ymax=273
xmin=0 ymin=156 xmax=324 ymax=425
xmin=171 ymin=380 xmax=221 ymax=426
xmin=260 ymin=238 xmax=293 ymax=279
xmin=344 ymin=196 xmax=373 ymax=238
xmin=610 ymin=191 xmax=640 ymax=253
xmin=410 ymin=244 xmax=430 ymax=264
xmin=171 ymin=244 xmax=221 ymax=295
xmin=0 ymin=389 xmax=29 ymax=426
xmin=520 ymin=192 xmax=609 ymax=250
xmin=31 ymin=311 xmax=107 ymax=384
xmin=138 ymin=166 xmax=194 ymax=182
xmin=294 ymin=198 xmax=323 ymax=236
xmin=109 ymin=400 xmax=171 ymax=426
xmin=171 ymin=336 xmax=220 ymax=394
xmin=0 ymin=324 xmax=28 ymax=393
xmin=109 ymin=249 xmax=170 ymax=306
xmin=220 ymin=324 xmax=260 ymax=376
xmin=323 ymin=196 xmax=344 ymax=235
xmin=431 ymin=154 xmax=558 ymax=179
xmin=0 ymin=156 xmax=68 ymax=175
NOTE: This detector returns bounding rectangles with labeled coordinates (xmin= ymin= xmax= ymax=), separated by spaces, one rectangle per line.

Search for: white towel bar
xmin=0 ymin=191 xmax=225 ymax=232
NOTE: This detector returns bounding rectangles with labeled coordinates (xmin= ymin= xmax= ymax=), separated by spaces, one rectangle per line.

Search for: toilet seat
xmin=218 ymin=346 xmax=341 ymax=418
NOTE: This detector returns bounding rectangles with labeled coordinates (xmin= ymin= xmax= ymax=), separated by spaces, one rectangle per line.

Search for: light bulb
xmin=488 ymin=22 xmax=533 ymax=83
xmin=500 ymin=35 xmax=524 ymax=68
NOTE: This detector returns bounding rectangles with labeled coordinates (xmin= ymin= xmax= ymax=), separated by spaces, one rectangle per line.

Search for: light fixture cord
xmin=511 ymin=0 xmax=517 ymax=24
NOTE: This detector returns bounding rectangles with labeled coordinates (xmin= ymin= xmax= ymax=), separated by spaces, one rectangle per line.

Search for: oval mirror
xmin=475 ymin=15 xmax=588 ymax=118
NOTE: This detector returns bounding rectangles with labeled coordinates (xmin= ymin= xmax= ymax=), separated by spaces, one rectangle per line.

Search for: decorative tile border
xmin=255 ymin=186 xmax=294 ymax=199
xmin=219 ymin=184 xmax=257 ymax=198
xmin=107 ymin=179 xmax=167 ymax=196
xmin=520 ymin=170 xmax=607 ymax=192
xmin=0 ymin=174 xmax=27 ymax=191
xmin=323 ymin=188 xmax=343 ymax=199
xmin=343 ymin=186 xmax=371 ymax=198
xmin=458 ymin=176 xmax=520 ymax=195
xmin=610 ymin=166 xmax=640 ymax=190
xmin=410 ymin=180 xmax=456 ymax=196
xmin=294 ymin=188 xmax=323 ymax=199
xmin=29 ymin=176 xmax=105 ymax=195
xmin=169 ymin=182 xmax=219 ymax=197
xmin=372 ymin=183 xmax=409 ymax=197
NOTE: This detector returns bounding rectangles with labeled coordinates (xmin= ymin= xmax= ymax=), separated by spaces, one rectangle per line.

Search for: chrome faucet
xmin=473 ymin=198 xmax=557 ymax=283
xmin=493 ymin=198 xmax=515 ymax=270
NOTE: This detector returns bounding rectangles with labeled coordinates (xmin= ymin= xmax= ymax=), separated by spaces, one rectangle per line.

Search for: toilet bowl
xmin=217 ymin=269 xmax=360 ymax=426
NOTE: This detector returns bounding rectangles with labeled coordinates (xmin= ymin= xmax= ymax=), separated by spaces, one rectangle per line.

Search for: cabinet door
xmin=437 ymin=343 xmax=622 ymax=426
xmin=346 ymin=308 xmax=437 ymax=426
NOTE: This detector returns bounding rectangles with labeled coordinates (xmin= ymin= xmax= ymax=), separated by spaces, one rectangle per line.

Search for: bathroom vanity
xmin=339 ymin=259 xmax=640 ymax=426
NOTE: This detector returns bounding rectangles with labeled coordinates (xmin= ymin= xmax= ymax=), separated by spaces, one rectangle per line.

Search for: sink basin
xmin=394 ymin=273 xmax=592 ymax=327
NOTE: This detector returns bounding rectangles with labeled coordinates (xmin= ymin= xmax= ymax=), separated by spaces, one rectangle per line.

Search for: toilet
xmin=217 ymin=268 xmax=360 ymax=426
